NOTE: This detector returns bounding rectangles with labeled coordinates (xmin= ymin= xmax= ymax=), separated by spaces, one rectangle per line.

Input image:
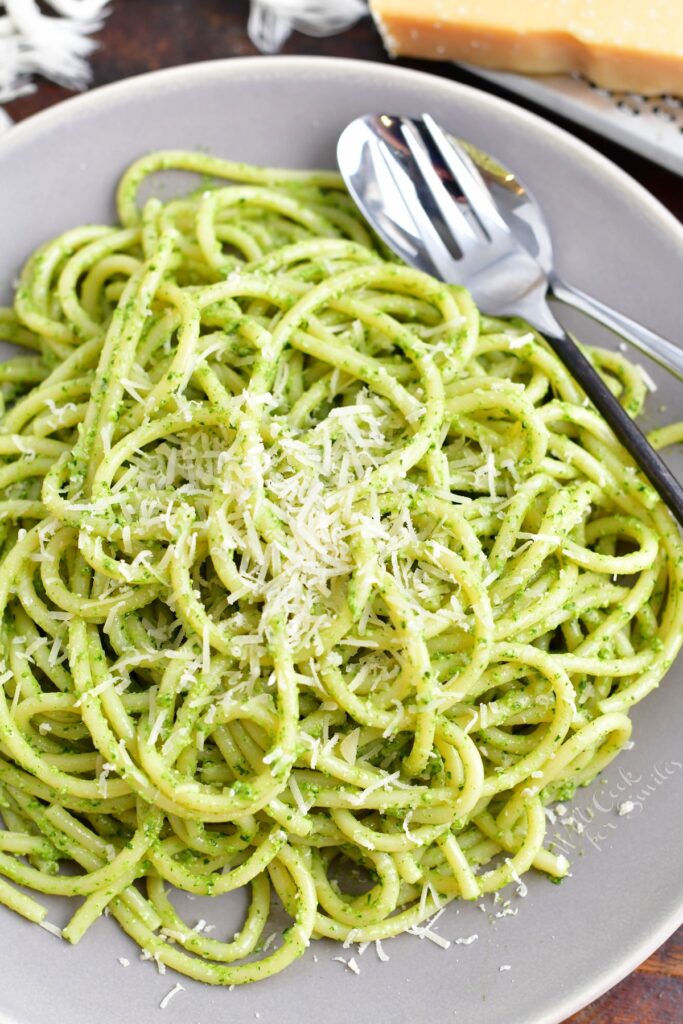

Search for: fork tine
xmin=422 ymin=113 xmax=509 ymax=241
xmin=400 ymin=119 xmax=482 ymax=256
xmin=373 ymin=135 xmax=462 ymax=281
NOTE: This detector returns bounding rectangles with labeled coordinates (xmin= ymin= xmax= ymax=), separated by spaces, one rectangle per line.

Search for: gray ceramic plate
xmin=0 ymin=56 xmax=682 ymax=1024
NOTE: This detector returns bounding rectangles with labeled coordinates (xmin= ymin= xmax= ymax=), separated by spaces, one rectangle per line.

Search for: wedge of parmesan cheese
xmin=370 ymin=0 xmax=683 ymax=96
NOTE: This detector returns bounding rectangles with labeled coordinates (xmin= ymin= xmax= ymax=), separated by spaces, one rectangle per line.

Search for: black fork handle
xmin=543 ymin=326 xmax=683 ymax=527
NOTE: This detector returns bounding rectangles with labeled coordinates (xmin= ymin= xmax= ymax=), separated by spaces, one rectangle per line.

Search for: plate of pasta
xmin=0 ymin=56 xmax=682 ymax=1024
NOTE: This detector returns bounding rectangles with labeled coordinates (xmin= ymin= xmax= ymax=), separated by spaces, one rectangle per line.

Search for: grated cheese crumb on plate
xmin=636 ymin=364 xmax=658 ymax=392
xmin=375 ymin=939 xmax=390 ymax=962
xmin=159 ymin=983 xmax=184 ymax=1010
xmin=39 ymin=921 xmax=63 ymax=939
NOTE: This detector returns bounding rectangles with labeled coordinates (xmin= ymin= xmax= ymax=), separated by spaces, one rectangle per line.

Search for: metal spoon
xmin=337 ymin=112 xmax=683 ymax=526
xmin=457 ymin=138 xmax=683 ymax=382
xmin=341 ymin=113 xmax=683 ymax=381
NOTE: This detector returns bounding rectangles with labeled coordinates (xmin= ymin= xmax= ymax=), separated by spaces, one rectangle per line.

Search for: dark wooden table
xmin=6 ymin=2 xmax=683 ymax=1021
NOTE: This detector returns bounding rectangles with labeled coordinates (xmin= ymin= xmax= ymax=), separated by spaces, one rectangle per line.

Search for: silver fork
xmin=337 ymin=113 xmax=683 ymax=526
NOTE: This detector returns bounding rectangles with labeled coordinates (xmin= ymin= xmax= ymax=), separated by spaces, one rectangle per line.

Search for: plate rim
xmin=2 ymin=54 xmax=682 ymax=250
xmin=1 ymin=53 xmax=682 ymax=1024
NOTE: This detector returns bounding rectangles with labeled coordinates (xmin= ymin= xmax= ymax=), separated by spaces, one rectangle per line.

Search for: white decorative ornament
xmin=0 ymin=0 xmax=366 ymax=132
xmin=0 ymin=0 xmax=110 ymax=113
xmin=248 ymin=0 xmax=367 ymax=54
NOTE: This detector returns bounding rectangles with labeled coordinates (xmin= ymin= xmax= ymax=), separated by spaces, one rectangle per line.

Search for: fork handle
xmin=541 ymin=324 xmax=683 ymax=527
xmin=550 ymin=275 xmax=683 ymax=383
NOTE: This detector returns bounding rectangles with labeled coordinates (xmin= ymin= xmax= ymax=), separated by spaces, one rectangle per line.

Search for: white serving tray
xmin=459 ymin=64 xmax=683 ymax=177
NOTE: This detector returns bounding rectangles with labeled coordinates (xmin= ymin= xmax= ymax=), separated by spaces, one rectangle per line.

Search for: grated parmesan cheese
xmin=375 ymin=939 xmax=390 ymax=962
xmin=159 ymin=983 xmax=184 ymax=1009
xmin=339 ymin=727 xmax=360 ymax=765
xmin=39 ymin=921 xmax=63 ymax=939
xmin=637 ymin=364 xmax=658 ymax=392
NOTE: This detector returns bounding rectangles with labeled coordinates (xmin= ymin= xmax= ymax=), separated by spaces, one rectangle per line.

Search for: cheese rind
xmin=370 ymin=0 xmax=683 ymax=96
